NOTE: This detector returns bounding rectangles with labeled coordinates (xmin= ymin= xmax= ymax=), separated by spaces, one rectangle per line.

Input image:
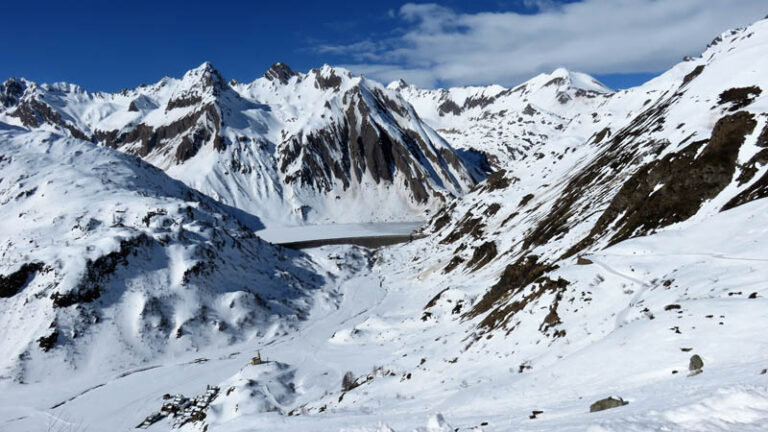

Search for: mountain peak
xmin=1 ymin=77 xmax=27 ymax=108
xmin=180 ymin=61 xmax=227 ymax=92
xmin=529 ymin=68 xmax=611 ymax=94
xmin=264 ymin=62 xmax=297 ymax=85
xmin=387 ymin=79 xmax=411 ymax=91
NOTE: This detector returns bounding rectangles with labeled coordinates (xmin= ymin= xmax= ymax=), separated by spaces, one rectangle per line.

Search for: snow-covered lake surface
xmin=255 ymin=221 xmax=424 ymax=243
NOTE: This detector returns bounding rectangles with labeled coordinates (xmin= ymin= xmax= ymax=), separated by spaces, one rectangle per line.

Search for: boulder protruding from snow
xmin=689 ymin=354 xmax=704 ymax=375
xmin=590 ymin=397 xmax=628 ymax=413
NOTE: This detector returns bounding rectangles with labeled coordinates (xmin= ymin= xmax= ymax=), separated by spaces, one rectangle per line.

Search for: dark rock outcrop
xmin=0 ymin=262 xmax=44 ymax=297
xmin=590 ymin=397 xmax=628 ymax=413
xmin=265 ymin=62 xmax=297 ymax=85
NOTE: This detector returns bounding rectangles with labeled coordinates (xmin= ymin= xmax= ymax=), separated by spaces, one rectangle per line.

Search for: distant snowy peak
xmin=165 ymin=61 xmax=230 ymax=109
xmin=521 ymin=67 xmax=611 ymax=95
xmin=389 ymin=67 xmax=610 ymax=120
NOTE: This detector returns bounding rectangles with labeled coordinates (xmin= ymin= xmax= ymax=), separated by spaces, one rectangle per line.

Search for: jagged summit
xmin=386 ymin=78 xmax=410 ymax=91
xmin=264 ymin=62 xmax=297 ymax=84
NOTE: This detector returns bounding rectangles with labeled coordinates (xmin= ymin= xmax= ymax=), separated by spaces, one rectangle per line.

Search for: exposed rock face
xmin=579 ymin=111 xmax=757 ymax=248
xmin=590 ymin=397 xmax=628 ymax=413
xmin=264 ymin=62 xmax=297 ymax=84
xmin=0 ymin=78 xmax=25 ymax=108
xmin=0 ymin=262 xmax=44 ymax=298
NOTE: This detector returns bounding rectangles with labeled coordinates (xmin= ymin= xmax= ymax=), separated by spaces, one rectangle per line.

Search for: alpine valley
xmin=1 ymin=16 xmax=768 ymax=432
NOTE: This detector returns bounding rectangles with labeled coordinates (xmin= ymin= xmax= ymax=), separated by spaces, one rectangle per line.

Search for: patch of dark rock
xmin=500 ymin=211 xmax=518 ymax=227
xmin=664 ymin=304 xmax=681 ymax=311
xmin=1 ymin=78 xmax=26 ymax=108
xmin=452 ymin=301 xmax=463 ymax=315
xmin=314 ymin=69 xmax=343 ymax=91
xmin=519 ymin=193 xmax=534 ymax=207
xmin=424 ymin=288 xmax=450 ymax=309
xmin=0 ymin=262 xmax=44 ymax=297
xmin=467 ymin=255 xmax=568 ymax=330
xmin=440 ymin=212 xmax=484 ymax=244
xmin=592 ymin=127 xmax=611 ymax=144
xmin=15 ymin=187 xmax=37 ymax=200
xmin=37 ymin=330 xmax=58 ymax=352
xmin=484 ymin=203 xmax=501 ymax=217
xmin=443 ymin=256 xmax=465 ymax=273
xmin=483 ymin=169 xmax=511 ymax=191
xmin=590 ymin=397 xmax=628 ymax=413
xmin=9 ymin=98 xmax=90 ymax=140
xmin=465 ymin=241 xmax=498 ymax=271
xmin=264 ymin=62 xmax=297 ymax=85
xmin=463 ymin=94 xmax=496 ymax=110
xmin=142 ymin=209 xmax=167 ymax=226
xmin=718 ymin=86 xmax=762 ymax=111
xmin=522 ymin=104 xmax=537 ymax=116
xmin=736 ymin=148 xmax=768 ymax=185
xmin=723 ymin=159 xmax=768 ymax=210
xmin=539 ymin=288 xmax=566 ymax=337
xmin=182 ymin=260 xmax=217 ymax=285
xmin=749 ymin=292 xmax=758 ymax=299
xmin=166 ymin=95 xmax=203 ymax=111
xmin=529 ymin=410 xmax=543 ymax=419
xmin=682 ymin=65 xmax=705 ymax=86
xmin=576 ymin=256 xmax=593 ymax=265
xmin=438 ymin=99 xmax=462 ymax=116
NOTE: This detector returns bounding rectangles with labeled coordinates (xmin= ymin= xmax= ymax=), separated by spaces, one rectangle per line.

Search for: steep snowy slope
xmin=0 ymin=64 xmax=478 ymax=228
xmin=391 ymin=67 xmax=612 ymax=168
xmin=0 ymin=126 xmax=326 ymax=383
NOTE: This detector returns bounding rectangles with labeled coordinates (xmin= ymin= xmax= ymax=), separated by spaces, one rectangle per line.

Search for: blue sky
xmin=1 ymin=0 xmax=764 ymax=91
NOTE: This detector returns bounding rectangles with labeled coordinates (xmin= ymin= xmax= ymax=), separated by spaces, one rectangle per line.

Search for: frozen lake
xmin=255 ymin=221 xmax=425 ymax=244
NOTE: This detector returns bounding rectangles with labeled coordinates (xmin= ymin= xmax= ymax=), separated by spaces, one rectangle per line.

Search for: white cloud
xmin=324 ymin=0 xmax=767 ymax=88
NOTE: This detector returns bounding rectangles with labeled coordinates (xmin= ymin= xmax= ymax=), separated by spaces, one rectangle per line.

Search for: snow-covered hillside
xmin=0 ymin=63 xmax=479 ymax=228
xmin=2 ymin=14 xmax=768 ymax=432
xmin=0 ymin=127 xmax=326 ymax=383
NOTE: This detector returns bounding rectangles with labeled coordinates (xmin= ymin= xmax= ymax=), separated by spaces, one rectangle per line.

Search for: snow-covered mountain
xmin=0 ymin=63 xmax=479 ymax=228
xmin=2 ymin=15 xmax=768 ymax=432
xmin=390 ymin=67 xmax=612 ymax=168
xmin=0 ymin=127 xmax=326 ymax=383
